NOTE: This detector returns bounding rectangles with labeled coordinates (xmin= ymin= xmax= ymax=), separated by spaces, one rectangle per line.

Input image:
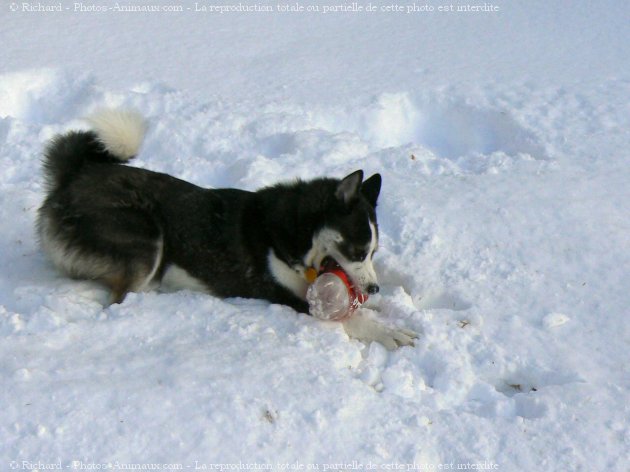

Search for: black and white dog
xmin=37 ymin=110 xmax=415 ymax=348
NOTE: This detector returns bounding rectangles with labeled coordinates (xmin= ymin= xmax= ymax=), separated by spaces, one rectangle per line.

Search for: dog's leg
xmin=40 ymin=205 xmax=164 ymax=305
xmin=342 ymin=311 xmax=418 ymax=350
xmin=101 ymin=230 xmax=164 ymax=305
xmin=103 ymin=249 xmax=162 ymax=305
xmin=104 ymin=273 xmax=135 ymax=305
xmin=85 ymin=209 xmax=163 ymax=305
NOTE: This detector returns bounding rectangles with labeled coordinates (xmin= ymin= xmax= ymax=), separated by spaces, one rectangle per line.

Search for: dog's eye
xmin=353 ymin=250 xmax=368 ymax=262
xmin=339 ymin=241 xmax=370 ymax=262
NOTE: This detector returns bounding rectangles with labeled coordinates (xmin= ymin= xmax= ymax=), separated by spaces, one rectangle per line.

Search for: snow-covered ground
xmin=1 ymin=1 xmax=629 ymax=470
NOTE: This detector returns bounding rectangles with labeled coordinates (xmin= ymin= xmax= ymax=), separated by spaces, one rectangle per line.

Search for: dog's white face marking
xmin=335 ymin=221 xmax=379 ymax=293
xmin=303 ymin=228 xmax=344 ymax=270
xmin=269 ymin=220 xmax=378 ymax=300
xmin=304 ymin=222 xmax=379 ymax=294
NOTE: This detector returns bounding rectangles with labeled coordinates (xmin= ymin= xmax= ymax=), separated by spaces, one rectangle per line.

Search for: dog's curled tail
xmin=42 ymin=109 xmax=147 ymax=189
xmin=86 ymin=109 xmax=147 ymax=161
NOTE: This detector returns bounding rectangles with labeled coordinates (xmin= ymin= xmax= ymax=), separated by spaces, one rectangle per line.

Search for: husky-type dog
xmin=37 ymin=110 xmax=416 ymax=349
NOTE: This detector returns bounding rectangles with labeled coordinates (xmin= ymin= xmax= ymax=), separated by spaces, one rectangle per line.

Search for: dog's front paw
xmin=342 ymin=312 xmax=418 ymax=351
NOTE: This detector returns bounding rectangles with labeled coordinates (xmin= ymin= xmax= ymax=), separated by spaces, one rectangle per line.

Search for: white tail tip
xmin=86 ymin=109 xmax=147 ymax=161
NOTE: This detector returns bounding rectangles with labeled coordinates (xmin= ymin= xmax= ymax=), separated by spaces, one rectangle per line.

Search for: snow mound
xmin=0 ymin=69 xmax=96 ymax=124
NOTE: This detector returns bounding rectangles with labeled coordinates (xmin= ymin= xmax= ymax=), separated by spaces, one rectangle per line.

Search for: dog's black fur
xmin=38 ymin=126 xmax=381 ymax=312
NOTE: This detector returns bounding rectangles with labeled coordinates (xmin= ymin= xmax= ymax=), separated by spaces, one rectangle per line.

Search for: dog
xmin=37 ymin=110 xmax=416 ymax=349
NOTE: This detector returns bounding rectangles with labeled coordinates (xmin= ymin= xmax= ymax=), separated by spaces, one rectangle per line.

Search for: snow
xmin=1 ymin=0 xmax=629 ymax=470
xmin=542 ymin=313 xmax=570 ymax=330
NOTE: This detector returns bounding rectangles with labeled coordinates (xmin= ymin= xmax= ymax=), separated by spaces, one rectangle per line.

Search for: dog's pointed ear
xmin=336 ymin=170 xmax=364 ymax=205
xmin=361 ymin=173 xmax=382 ymax=207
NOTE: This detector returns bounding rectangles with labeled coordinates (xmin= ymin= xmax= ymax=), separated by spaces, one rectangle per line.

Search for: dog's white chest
xmin=267 ymin=250 xmax=308 ymax=299
xmin=160 ymin=265 xmax=210 ymax=294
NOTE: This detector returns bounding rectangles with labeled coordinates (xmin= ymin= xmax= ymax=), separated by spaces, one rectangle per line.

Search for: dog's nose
xmin=367 ymin=284 xmax=379 ymax=295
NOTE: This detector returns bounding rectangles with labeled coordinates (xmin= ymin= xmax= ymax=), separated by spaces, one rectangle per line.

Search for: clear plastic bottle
xmin=306 ymin=268 xmax=368 ymax=321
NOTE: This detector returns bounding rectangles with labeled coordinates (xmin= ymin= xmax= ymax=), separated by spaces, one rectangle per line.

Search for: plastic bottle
xmin=306 ymin=267 xmax=368 ymax=321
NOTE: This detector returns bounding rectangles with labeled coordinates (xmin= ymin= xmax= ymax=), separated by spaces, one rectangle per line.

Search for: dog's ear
xmin=361 ymin=173 xmax=382 ymax=207
xmin=336 ymin=170 xmax=364 ymax=205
